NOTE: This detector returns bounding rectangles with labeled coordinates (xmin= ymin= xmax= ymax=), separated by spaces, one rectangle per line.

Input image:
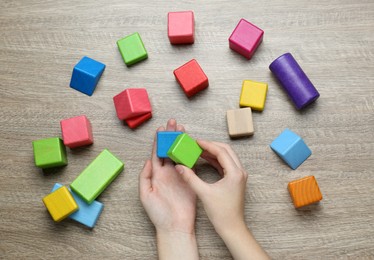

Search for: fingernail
xmin=175 ymin=165 xmax=184 ymax=174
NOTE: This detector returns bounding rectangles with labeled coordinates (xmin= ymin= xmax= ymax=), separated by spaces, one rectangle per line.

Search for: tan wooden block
xmin=226 ymin=108 xmax=254 ymax=137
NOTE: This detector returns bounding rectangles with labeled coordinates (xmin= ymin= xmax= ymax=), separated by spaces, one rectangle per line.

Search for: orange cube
xmin=288 ymin=176 xmax=323 ymax=208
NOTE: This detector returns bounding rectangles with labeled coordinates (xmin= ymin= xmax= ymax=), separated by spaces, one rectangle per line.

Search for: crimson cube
xmin=113 ymin=88 xmax=152 ymax=120
xmin=173 ymin=59 xmax=209 ymax=97
xmin=168 ymin=11 xmax=194 ymax=44
xmin=229 ymin=19 xmax=264 ymax=59
xmin=60 ymin=115 xmax=93 ymax=148
xmin=126 ymin=112 xmax=152 ymax=129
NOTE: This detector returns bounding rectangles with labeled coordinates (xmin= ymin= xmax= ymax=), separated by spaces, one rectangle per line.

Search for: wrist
xmin=215 ymin=219 xmax=248 ymax=240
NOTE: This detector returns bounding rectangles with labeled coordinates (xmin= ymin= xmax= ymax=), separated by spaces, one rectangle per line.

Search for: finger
xmin=152 ymin=126 xmax=164 ymax=169
xmin=166 ymin=118 xmax=177 ymax=131
xmin=176 ymin=124 xmax=185 ymax=132
xmin=175 ymin=165 xmax=207 ymax=197
xmin=210 ymin=141 xmax=243 ymax=170
xmin=139 ymin=160 xmax=153 ymax=200
xmin=200 ymin=152 xmax=224 ymax=176
xmin=197 ymin=139 xmax=238 ymax=175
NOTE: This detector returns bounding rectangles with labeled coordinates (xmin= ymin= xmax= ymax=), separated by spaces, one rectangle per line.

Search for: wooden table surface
xmin=1 ymin=0 xmax=373 ymax=259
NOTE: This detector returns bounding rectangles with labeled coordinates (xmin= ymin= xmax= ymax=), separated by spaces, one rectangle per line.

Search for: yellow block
xmin=42 ymin=186 xmax=78 ymax=222
xmin=239 ymin=80 xmax=268 ymax=111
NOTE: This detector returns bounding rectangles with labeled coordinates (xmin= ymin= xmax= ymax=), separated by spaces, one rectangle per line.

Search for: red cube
xmin=168 ymin=11 xmax=195 ymax=44
xmin=126 ymin=112 xmax=152 ymax=129
xmin=60 ymin=115 xmax=93 ymax=148
xmin=113 ymin=88 xmax=152 ymax=120
xmin=173 ymin=59 xmax=209 ymax=97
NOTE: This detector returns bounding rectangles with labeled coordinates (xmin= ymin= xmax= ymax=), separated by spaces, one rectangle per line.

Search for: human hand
xmin=139 ymin=119 xmax=198 ymax=260
xmin=175 ymin=140 xmax=248 ymax=235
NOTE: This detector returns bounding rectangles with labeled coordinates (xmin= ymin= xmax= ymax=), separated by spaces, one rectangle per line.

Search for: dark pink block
xmin=229 ymin=19 xmax=264 ymax=59
xmin=113 ymin=88 xmax=152 ymax=120
xmin=125 ymin=112 xmax=152 ymax=129
xmin=168 ymin=11 xmax=194 ymax=44
xmin=60 ymin=115 xmax=93 ymax=148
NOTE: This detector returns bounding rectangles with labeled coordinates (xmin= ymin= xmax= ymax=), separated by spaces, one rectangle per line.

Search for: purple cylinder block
xmin=269 ymin=53 xmax=320 ymax=109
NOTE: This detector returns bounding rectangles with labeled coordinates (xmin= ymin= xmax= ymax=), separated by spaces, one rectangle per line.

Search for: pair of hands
xmin=139 ymin=119 xmax=268 ymax=259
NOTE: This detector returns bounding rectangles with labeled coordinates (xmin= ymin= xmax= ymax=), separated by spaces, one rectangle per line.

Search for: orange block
xmin=288 ymin=176 xmax=322 ymax=208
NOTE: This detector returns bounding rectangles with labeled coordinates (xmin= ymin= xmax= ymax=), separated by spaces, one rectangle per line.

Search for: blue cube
xmin=270 ymin=128 xmax=311 ymax=170
xmin=70 ymin=56 xmax=106 ymax=96
xmin=51 ymin=183 xmax=104 ymax=228
xmin=157 ymin=131 xmax=183 ymax=158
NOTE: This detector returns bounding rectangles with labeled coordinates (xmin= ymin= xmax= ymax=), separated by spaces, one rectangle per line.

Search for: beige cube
xmin=226 ymin=108 xmax=254 ymax=137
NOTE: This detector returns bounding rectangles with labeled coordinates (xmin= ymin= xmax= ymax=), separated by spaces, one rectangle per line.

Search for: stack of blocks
xmin=113 ymin=88 xmax=152 ymax=129
xmin=70 ymin=56 xmax=106 ymax=96
xmin=156 ymin=132 xmax=202 ymax=169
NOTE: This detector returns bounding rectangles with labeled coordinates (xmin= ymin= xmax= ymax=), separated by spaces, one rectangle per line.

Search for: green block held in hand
xmin=117 ymin=32 xmax=148 ymax=66
xmin=32 ymin=137 xmax=67 ymax=169
xmin=167 ymin=133 xmax=202 ymax=168
xmin=70 ymin=149 xmax=124 ymax=204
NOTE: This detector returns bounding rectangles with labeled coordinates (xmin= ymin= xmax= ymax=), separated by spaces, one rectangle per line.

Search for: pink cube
xmin=113 ymin=88 xmax=152 ymax=120
xmin=60 ymin=115 xmax=93 ymax=148
xmin=229 ymin=19 xmax=264 ymax=59
xmin=168 ymin=11 xmax=194 ymax=44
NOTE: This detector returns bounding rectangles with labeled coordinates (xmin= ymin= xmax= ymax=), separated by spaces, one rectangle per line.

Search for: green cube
xmin=32 ymin=137 xmax=67 ymax=169
xmin=117 ymin=32 xmax=148 ymax=66
xmin=70 ymin=149 xmax=124 ymax=204
xmin=167 ymin=133 xmax=202 ymax=168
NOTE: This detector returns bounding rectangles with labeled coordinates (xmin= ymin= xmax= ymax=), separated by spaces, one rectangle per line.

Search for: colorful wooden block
xmin=167 ymin=133 xmax=202 ymax=168
xmin=226 ymin=108 xmax=254 ymax=137
xmin=288 ymin=176 xmax=323 ymax=208
xmin=32 ymin=137 xmax=67 ymax=169
xmin=42 ymin=186 xmax=78 ymax=222
xmin=168 ymin=11 xmax=195 ymax=44
xmin=229 ymin=19 xmax=264 ymax=59
xmin=51 ymin=183 xmax=104 ymax=228
xmin=70 ymin=149 xmax=124 ymax=204
xmin=173 ymin=59 xmax=209 ymax=97
xmin=269 ymin=53 xmax=320 ymax=109
xmin=113 ymin=88 xmax=152 ymax=120
xmin=125 ymin=112 xmax=152 ymax=129
xmin=70 ymin=56 xmax=106 ymax=96
xmin=117 ymin=32 xmax=148 ymax=66
xmin=240 ymin=80 xmax=268 ymax=111
xmin=60 ymin=115 xmax=93 ymax=149
xmin=157 ymin=131 xmax=183 ymax=158
xmin=270 ymin=128 xmax=311 ymax=170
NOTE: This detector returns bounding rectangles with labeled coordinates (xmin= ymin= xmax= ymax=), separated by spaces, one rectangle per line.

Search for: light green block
xmin=117 ymin=32 xmax=148 ymax=66
xmin=70 ymin=149 xmax=124 ymax=204
xmin=32 ymin=137 xmax=67 ymax=169
xmin=167 ymin=133 xmax=202 ymax=168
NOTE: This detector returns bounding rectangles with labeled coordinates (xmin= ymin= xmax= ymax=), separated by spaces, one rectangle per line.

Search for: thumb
xmin=175 ymin=165 xmax=206 ymax=196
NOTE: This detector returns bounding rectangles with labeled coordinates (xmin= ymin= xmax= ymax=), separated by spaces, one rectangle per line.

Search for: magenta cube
xmin=229 ymin=19 xmax=264 ymax=59
xmin=60 ymin=115 xmax=93 ymax=149
xmin=168 ymin=11 xmax=194 ymax=44
xmin=113 ymin=88 xmax=152 ymax=120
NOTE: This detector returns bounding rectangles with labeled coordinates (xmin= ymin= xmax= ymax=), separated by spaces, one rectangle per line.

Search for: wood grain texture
xmin=0 ymin=0 xmax=373 ymax=259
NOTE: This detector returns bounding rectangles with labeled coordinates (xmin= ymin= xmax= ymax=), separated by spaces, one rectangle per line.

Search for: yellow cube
xmin=239 ymin=80 xmax=268 ymax=111
xmin=42 ymin=186 xmax=78 ymax=222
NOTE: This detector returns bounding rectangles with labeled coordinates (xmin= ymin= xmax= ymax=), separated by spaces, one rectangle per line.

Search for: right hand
xmin=175 ymin=139 xmax=248 ymax=235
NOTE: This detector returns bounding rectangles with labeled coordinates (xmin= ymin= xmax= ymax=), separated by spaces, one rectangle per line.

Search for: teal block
xmin=51 ymin=183 xmax=104 ymax=228
xmin=32 ymin=137 xmax=67 ymax=169
xmin=270 ymin=128 xmax=312 ymax=170
xmin=157 ymin=131 xmax=183 ymax=158
xmin=70 ymin=149 xmax=124 ymax=204
xmin=117 ymin=32 xmax=148 ymax=66
xmin=167 ymin=133 xmax=202 ymax=168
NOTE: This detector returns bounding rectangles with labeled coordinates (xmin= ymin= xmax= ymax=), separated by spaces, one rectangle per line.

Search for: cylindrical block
xmin=269 ymin=53 xmax=320 ymax=109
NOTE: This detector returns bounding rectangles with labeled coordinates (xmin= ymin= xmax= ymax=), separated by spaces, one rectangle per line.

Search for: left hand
xmin=139 ymin=119 xmax=197 ymax=234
